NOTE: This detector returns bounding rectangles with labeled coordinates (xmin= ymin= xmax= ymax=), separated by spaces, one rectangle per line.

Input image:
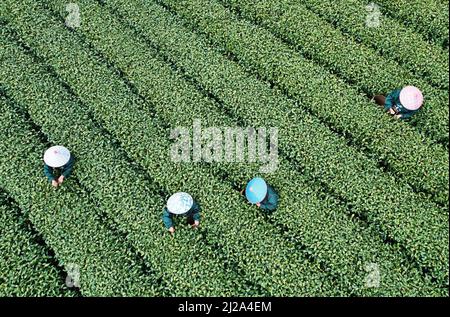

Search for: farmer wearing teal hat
xmin=162 ymin=192 xmax=201 ymax=234
xmin=43 ymin=145 xmax=75 ymax=188
xmin=374 ymin=86 xmax=424 ymax=120
xmin=244 ymin=177 xmax=279 ymax=211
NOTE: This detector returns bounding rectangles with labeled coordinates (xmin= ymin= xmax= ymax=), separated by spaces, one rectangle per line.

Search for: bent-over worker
xmin=43 ymin=146 xmax=75 ymax=188
xmin=244 ymin=177 xmax=279 ymax=212
xmin=162 ymin=192 xmax=200 ymax=234
xmin=374 ymin=86 xmax=424 ymax=120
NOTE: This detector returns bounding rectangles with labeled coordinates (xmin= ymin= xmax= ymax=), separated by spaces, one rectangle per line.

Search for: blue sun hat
xmin=245 ymin=178 xmax=268 ymax=204
xmin=167 ymin=192 xmax=194 ymax=215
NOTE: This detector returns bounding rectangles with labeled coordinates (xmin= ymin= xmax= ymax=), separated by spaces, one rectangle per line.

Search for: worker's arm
xmin=61 ymin=156 xmax=75 ymax=178
xmin=162 ymin=207 xmax=174 ymax=229
xmin=398 ymin=109 xmax=416 ymax=120
xmin=260 ymin=186 xmax=279 ymax=211
xmin=384 ymin=89 xmax=401 ymax=111
xmin=191 ymin=201 xmax=201 ymax=222
xmin=44 ymin=164 xmax=55 ymax=182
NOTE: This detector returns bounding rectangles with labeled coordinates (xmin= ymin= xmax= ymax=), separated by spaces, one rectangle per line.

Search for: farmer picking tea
xmin=43 ymin=146 xmax=75 ymax=188
xmin=162 ymin=192 xmax=200 ymax=234
xmin=374 ymin=86 xmax=424 ymax=120
xmin=244 ymin=177 xmax=279 ymax=212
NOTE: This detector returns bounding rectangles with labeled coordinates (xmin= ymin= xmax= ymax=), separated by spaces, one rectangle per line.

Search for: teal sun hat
xmin=245 ymin=177 xmax=268 ymax=204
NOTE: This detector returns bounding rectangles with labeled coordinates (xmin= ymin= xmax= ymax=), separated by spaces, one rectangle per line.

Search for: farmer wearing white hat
xmin=243 ymin=177 xmax=279 ymax=212
xmin=374 ymin=86 xmax=424 ymax=119
xmin=162 ymin=192 xmax=201 ymax=234
xmin=43 ymin=146 xmax=75 ymax=187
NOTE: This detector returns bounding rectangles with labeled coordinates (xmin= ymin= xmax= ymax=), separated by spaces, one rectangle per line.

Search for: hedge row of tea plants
xmin=0 ymin=94 xmax=161 ymax=296
xmin=0 ymin=189 xmax=69 ymax=296
xmin=42 ymin=0 xmax=448 ymax=289
xmin=376 ymin=0 xmax=449 ymax=48
xmin=0 ymin=28 xmax=266 ymax=297
xmin=218 ymin=0 xmax=449 ymax=142
xmin=296 ymin=0 xmax=449 ymax=90
xmin=0 ymin=11 xmax=339 ymax=296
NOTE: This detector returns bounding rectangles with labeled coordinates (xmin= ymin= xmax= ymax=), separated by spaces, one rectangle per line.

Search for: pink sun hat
xmin=399 ymin=86 xmax=424 ymax=111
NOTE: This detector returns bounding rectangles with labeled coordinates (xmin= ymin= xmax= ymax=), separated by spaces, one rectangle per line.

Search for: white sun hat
xmin=43 ymin=146 xmax=71 ymax=168
xmin=400 ymin=86 xmax=424 ymax=111
xmin=167 ymin=192 xmax=194 ymax=215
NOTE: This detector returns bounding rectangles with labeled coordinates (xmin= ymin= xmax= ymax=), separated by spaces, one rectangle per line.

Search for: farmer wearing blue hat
xmin=162 ymin=192 xmax=201 ymax=234
xmin=244 ymin=177 xmax=279 ymax=211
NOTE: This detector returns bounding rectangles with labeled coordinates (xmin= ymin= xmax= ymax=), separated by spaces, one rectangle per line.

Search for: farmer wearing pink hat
xmin=374 ymin=86 xmax=424 ymax=119
xmin=43 ymin=146 xmax=75 ymax=187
